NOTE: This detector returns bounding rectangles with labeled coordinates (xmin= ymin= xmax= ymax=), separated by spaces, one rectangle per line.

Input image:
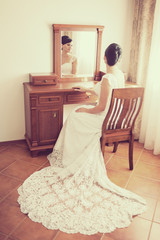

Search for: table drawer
xmin=38 ymin=95 xmax=63 ymax=105
xmin=65 ymin=92 xmax=89 ymax=104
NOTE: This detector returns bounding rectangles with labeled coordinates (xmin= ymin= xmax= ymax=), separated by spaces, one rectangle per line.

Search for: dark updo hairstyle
xmin=62 ymin=35 xmax=72 ymax=45
xmin=105 ymin=43 xmax=122 ymax=66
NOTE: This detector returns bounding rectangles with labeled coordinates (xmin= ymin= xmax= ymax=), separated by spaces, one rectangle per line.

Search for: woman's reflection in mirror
xmin=61 ymin=35 xmax=77 ymax=76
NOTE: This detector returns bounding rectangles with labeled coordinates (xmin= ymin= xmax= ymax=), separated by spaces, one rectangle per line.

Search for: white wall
xmin=0 ymin=0 xmax=134 ymax=141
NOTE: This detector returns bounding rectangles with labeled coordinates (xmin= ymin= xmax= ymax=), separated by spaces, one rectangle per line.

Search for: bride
xmin=61 ymin=35 xmax=77 ymax=76
xmin=18 ymin=43 xmax=146 ymax=235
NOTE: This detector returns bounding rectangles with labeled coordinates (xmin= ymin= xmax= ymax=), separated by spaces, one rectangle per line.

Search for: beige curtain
xmin=128 ymin=0 xmax=156 ymax=139
xmin=128 ymin=0 xmax=156 ymax=86
xmin=139 ymin=0 xmax=160 ymax=154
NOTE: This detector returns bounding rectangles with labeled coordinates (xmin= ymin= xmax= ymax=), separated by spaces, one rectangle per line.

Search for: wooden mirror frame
xmin=52 ymin=24 xmax=104 ymax=82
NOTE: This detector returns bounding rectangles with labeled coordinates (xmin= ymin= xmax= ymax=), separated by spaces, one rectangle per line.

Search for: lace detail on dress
xmin=18 ymin=167 xmax=146 ymax=235
xmin=47 ymin=149 xmax=64 ymax=168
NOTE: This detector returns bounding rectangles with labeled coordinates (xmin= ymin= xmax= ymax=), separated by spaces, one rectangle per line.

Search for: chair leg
xmin=129 ymin=135 xmax=134 ymax=170
xmin=113 ymin=142 xmax=118 ymax=153
xmin=101 ymin=137 xmax=106 ymax=157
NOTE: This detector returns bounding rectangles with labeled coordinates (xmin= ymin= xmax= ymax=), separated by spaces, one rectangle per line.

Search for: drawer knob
xmin=53 ymin=112 xmax=57 ymax=118
xmin=44 ymin=80 xmax=48 ymax=83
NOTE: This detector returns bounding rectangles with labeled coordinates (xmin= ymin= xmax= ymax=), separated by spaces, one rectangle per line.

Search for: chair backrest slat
xmin=116 ymin=99 xmax=130 ymax=129
xmin=124 ymin=98 xmax=137 ymax=128
xmin=112 ymin=99 xmax=124 ymax=129
xmin=126 ymin=98 xmax=138 ymax=128
xmin=107 ymin=98 xmax=119 ymax=129
xmin=102 ymin=87 xmax=144 ymax=133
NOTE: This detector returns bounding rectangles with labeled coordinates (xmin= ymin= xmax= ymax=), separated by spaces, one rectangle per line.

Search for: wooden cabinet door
xmin=37 ymin=106 xmax=63 ymax=145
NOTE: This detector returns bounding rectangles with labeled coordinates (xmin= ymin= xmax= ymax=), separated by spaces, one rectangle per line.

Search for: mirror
xmin=53 ymin=24 xmax=104 ymax=81
xmin=61 ymin=31 xmax=97 ymax=77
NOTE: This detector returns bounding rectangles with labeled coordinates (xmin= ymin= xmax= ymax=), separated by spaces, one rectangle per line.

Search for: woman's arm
xmin=76 ymin=78 xmax=111 ymax=114
xmin=73 ymin=86 xmax=97 ymax=96
xmin=72 ymin=58 xmax=77 ymax=74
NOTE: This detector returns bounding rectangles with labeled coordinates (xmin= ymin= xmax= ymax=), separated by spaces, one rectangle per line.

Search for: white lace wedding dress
xmin=18 ymin=73 xmax=146 ymax=235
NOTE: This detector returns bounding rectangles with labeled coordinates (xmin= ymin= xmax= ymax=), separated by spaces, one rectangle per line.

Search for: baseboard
xmin=0 ymin=139 xmax=25 ymax=145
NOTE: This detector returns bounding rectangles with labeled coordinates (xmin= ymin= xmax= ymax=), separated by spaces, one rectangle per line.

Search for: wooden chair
xmin=101 ymin=87 xmax=144 ymax=170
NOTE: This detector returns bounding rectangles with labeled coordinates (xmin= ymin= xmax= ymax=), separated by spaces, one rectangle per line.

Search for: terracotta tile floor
xmin=0 ymin=140 xmax=160 ymax=240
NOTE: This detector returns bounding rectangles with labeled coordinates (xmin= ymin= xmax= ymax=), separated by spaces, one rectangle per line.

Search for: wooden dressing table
xmin=24 ymin=81 xmax=98 ymax=156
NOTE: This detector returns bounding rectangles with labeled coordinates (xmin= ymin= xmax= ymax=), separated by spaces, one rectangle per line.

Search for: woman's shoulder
xmin=66 ymin=54 xmax=76 ymax=62
xmin=71 ymin=55 xmax=77 ymax=62
xmin=102 ymin=73 xmax=111 ymax=79
xmin=102 ymin=70 xmax=124 ymax=79
xmin=101 ymin=74 xmax=113 ymax=85
xmin=101 ymin=70 xmax=125 ymax=88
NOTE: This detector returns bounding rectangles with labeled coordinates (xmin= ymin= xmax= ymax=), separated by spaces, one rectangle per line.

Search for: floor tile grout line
xmin=0 ymin=161 xmax=43 ymax=182
xmin=13 ymin=159 xmax=47 ymax=168
xmin=101 ymin=233 xmax=115 ymax=240
xmin=36 ymin=160 xmax=50 ymax=170
xmin=0 ymin=148 xmax=9 ymax=153
xmin=139 ymin=160 xmax=160 ymax=167
xmin=52 ymin=230 xmax=61 ymax=240
xmin=133 ymin=173 xmax=160 ymax=183
xmin=1 ymin=156 xmax=48 ymax=168
xmin=0 ymin=147 xmax=49 ymax=168
xmin=0 ymin=182 xmax=22 ymax=204
xmin=100 ymin=233 xmax=104 ymax=240
xmin=147 ymin=221 xmax=154 ymax=240
xmin=105 ymin=151 xmax=114 ymax=166
xmin=0 ymin=159 xmax=17 ymax=174
xmin=0 ymin=231 xmax=7 ymax=238
xmin=0 ymin=172 xmax=26 ymax=182
xmin=135 ymin=192 xmax=160 ymax=201
xmin=107 ymin=165 xmax=131 ymax=174
xmin=138 ymin=198 xmax=159 ymax=223
xmin=151 ymin=199 xmax=159 ymax=222
xmin=7 ymin=217 xmax=27 ymax=239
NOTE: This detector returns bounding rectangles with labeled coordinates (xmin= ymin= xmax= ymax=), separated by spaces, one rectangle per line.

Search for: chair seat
xmin=103 ymin=128 xmax=131 ymax=137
